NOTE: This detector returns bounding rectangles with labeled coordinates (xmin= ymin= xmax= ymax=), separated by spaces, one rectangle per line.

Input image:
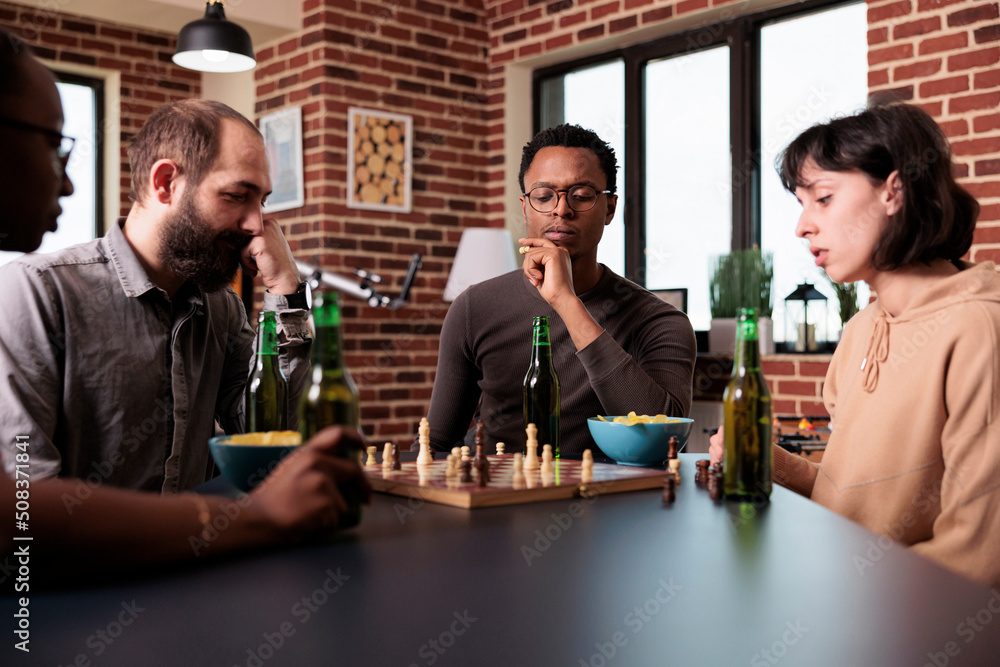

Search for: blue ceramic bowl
xmin=586 ymin=417 xmax=694 ymax=466
xmin=208 ymin=435 xmax=300 ymax=492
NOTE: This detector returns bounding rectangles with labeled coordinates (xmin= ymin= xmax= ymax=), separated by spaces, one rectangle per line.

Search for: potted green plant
xmin=826 ymin=275 xmax=860 ymax=338
xmin=708 ymin=249 xmax=774 ymax=355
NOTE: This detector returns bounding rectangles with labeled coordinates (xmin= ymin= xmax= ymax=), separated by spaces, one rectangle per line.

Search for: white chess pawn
xmin=495 ymin=442 xmax=505 ymax=456
xmin=365 ymin=446 xmax=377 ymax=467
xmin=540 ymin=444 xmax=553 ymax=473
xmin=461 ymin=445 xmax=471 ymax=462
xmin=523 ymin=424 xmax=539 ymax=470
xmin=382 ymin=442 xmax=393 ymax=468
xmin=582 ymin=449 xmax=594 ymax=470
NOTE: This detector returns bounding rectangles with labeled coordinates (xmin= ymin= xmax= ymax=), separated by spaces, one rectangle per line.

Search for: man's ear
xmin=149 ymin=159 xmax=182 ymax=205
xmin=883 ymin=170 xmax=903 ymax=217
xmin=605 ymin=194 xmax=618 ymax=225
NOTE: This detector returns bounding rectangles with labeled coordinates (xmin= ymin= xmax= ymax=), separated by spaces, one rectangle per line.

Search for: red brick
xmin=776 ymin=380 xmax=819 ymax=396
xmin=974 ymin=112 xmax=1000 ymax=132
xmin=762 ymin=361 xmax=795 ymax=376
xmin=625 ymin=0 xmax=654 ymax=8
xmin=773 ymin=399 xmax=797 ymax=415
xmin=938 ymin=118 xmax=969 ymax=137
xmin=973 ymin=224 xmax=1000 ymax=245
xmin=948 ymin=4 xmax=1000 ymax=27
xmin=868 ymin=27 xmax=889 ymax=46
xmin=868 ymin=0 xmax=911 ymax=24
xmin=975 ymin=69 xmax=1000 ymax=89
xmin=919 ymin=75 xmax=969 ymax=97
xmin=591 ymin=0 xmax=620 ymax=20
xmin=869 ymin=69 xmax=891 ymax=87
xmin=917 ymin=0 xmax=965 ymax=10
xmin=610 ymin=15 xmax=638 ymax=32
xmin=975 ymin=23 xmax=1000 ymax=44
xmin=950 ymin=91 xmax=1000 ymax=114
xmin=869 ymin=43 xmax=914 ymax=66
xmin=642 ymin=6 xmax=673 ymax=23
xmin=966 ymin=181 xmax=1000 ymax=198
xmin=893 ymin=16 xmax=940 ymax=39
xmin=979 ymin=203 xmax=1000 ymax=221
xmin=560 ymin=10 xmax=586 ymax=27
xmin=677 ymin=0 xmax=709 ymax=14
xmin=971 ymin=246 xmax=1000 ymax=264
xmin=798 ymin=362 xmax=830 ymax=377
xmin=519 ymin=42 xmax=543 ymax=57
xmin=951 ymin=135 xmax=1000 ymax=155
xmin=894 ymin=58 xmax=941 ymax=81
xmin=919 ymin=32 xmax=968 ymax=55
xmin=798 ymin=401 xmax=829 ymax=417
xmin=948 ymin=47 xmax=1000 ymax=71
xmin=532 ymin=20 xmax=555 ymax=35
xmin=578 ymin=24 xmax=605 ymax=41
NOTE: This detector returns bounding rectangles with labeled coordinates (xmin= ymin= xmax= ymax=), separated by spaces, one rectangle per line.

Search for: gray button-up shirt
xmin=0 ymin=220 xmax=310 ymax=492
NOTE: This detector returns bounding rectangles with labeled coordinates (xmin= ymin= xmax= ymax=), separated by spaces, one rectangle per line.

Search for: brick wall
xmin=253 ymin=0 xmax=491 ymax=444
xmin=0 ymin=1 xmax=200 ymax=217
xmin=762 ymin=356 xmax=831 ymax=417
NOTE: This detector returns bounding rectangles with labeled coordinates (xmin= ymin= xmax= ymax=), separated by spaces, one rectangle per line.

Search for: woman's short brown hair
xmin=128 ymin=99 xmax=260 ymax=204
xmin=778 ymin=102 xmax=979 ymax=271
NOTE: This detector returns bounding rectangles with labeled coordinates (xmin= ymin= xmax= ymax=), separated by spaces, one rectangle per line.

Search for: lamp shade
xmin=443 ymin=228 xmax=519 ymax=302
xmin=173 ymin=2 xmax=256 ymax=73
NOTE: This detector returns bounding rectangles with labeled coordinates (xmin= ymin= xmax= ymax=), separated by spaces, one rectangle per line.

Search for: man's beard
xmin=158 ymin=192 xmax=250 ymax=293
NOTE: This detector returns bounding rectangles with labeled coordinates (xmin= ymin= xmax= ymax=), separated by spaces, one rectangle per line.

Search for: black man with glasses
xmin=424 ymin=124 xmax=696 ymax=455
xmin=0 ymin=40 xmax=74 ymax=254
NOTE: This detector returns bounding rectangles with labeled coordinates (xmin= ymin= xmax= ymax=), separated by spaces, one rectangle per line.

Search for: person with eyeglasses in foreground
xmin=0 ymin=29 xmax=369 ymax=577
xmin=423 ymin=124 xmax=696 ymax=454
xmin=710 ymin=102 xmax=1000 ymax=589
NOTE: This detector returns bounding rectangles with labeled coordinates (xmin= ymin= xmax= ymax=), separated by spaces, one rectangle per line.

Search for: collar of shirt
xmin=105 ymin=218 xmax=204 ymax=310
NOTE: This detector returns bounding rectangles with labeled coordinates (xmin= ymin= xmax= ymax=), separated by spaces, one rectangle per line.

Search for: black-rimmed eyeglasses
xmin=522 ymin=185 xmax=612 ymax=213
xmin=0 ymin=116 xmax=75 ymax=166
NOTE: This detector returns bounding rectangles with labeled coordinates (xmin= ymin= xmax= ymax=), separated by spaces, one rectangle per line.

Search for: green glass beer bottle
xmin=523 ymin=316 xmax=561 ymax=457
xmin=723 ymin=307 xmax=773 ymax=501
xmin=299 ymin=290 xmax=363 ymax=527
xmin=245 ymin=311 xmax=288 ymax=432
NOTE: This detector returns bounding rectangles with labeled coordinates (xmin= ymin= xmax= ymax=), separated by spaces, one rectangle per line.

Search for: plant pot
xmin=710 ymin=317 xmax=774 ymax=356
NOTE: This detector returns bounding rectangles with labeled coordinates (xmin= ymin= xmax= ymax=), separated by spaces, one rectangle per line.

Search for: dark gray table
xmin=5 ymin=454 xmax=999 ymax=666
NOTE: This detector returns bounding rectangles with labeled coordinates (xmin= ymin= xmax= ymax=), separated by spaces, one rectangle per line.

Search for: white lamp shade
xmin=443 ymin=228 xmax=519 ymax=302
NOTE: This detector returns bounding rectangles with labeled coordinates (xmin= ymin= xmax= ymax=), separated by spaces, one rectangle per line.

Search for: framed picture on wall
xmin=260 ymin=106 xmax=304 ymax=213
xmin=652 ymin=288 xmax=688 ymax=313
xmin=347 ymin=107 xmax=412 ymax=213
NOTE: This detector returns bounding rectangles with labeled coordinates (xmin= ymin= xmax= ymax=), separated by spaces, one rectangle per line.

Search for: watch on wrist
xmin=283 ymin=283 xmax=309 ymax=310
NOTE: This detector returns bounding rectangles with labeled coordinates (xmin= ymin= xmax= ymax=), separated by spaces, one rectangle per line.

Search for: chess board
xmin=364 ymin=456 xmax=669 ymax=509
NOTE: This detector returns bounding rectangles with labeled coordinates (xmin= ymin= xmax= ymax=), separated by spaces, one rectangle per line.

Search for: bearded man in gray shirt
xmin=0 ymin=98 xmax=310 ymax=493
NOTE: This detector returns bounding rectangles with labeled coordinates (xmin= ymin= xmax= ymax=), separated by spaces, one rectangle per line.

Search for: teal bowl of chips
xmin=586 ymin=416 xmax=694 ymax=466
xmin=208 ymin=433 xmax=302 ymax=492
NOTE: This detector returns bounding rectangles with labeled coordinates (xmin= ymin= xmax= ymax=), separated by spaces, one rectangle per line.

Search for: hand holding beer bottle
xmin=299 ymin=289 xmax=365 ymax=528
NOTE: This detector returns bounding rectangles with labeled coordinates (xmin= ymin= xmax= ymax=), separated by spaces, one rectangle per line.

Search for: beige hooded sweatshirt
xmin=774 ymin=261 xmax=1000 ymax=588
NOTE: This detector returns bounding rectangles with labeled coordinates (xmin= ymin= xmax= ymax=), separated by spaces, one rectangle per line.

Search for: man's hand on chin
xmin=242 ymin=218 xmax=301 ymax=295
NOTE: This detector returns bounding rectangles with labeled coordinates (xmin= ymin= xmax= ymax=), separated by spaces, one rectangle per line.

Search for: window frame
xmin=54 ymin=70 xmax=106 ymax=241
xmin=531 ymin=0 xmax=861 ymax=289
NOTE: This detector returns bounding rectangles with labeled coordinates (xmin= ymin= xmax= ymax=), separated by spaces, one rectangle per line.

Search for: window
xmin=535 ymin=0 xmax=867 ymax=337
xmin=0 ymin=73 xmax=103 ymax=265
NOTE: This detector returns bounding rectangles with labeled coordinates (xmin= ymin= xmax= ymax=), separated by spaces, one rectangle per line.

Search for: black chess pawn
xmin=668 ymin=435 xmax=679 ymax=460
xmin=390 ymin=443 xmax=402 ymax=471
xmin=461 ymin=459 xmax=473 ymax=483
xmin=707 ymin=469 xmax=722 ymax=501
xmin=695 ymin=459 xmax=710 ymax=484
xmin=662 ymin=476 xmax=676 ymax=504
xmin=474 ymin=452 xmax=491 ymax=485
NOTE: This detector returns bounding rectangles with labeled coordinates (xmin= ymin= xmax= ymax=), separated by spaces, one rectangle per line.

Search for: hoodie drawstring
xmin=861 ymin=312 xmax=889 ymax=392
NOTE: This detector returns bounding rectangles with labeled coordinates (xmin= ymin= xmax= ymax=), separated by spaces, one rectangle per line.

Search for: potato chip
xmin=599 ymin=413 xmax=684 ymax=426
xmin=227 ymin=431 xmax=303 ymax=446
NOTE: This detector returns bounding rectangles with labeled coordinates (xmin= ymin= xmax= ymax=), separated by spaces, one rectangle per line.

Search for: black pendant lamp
xmin=173 ymin=1 xmax=256 ymax=73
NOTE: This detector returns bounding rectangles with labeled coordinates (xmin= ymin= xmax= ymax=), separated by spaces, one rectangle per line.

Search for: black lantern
xmin=173 ymin=1 xmax=256 ymax=73
xmin=783 ymin=283 xmax=828 ymax=353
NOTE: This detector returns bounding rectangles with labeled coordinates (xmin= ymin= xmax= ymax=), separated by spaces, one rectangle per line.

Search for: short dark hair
xmin=778 ymin=102 xmax=979 ymax=270
xmin=0 ymin=28 xmax=31 ymax=100
xmin=518 ymin=123 xmax=618 ymax=195
xmin=128 ymin=99 xmax=260 ymax=203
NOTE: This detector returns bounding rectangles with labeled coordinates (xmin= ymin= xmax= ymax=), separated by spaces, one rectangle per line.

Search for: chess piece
xmin=668 ymin=435 xmax=679 ymax=460
xmin=582 ymin=449 xmax=594 ymax=470
xmin=451 ymin=446 xmax=461 ymax=462
xmin=708 ymin=469 xmax=722 ymax=500
xmin=695 ymin=459 xmax=710 ymax=484
xmin=461 ymin=445 xmax=471 ymax=462
xmin=390 ymin=443 xmax=401 ymax=471
xmin=524 ymin=424 xmax=539 ymax=470
xmin=416 ymin=417 xmax=433 ymax=466
xmin=382 ymin=443 xmax=393 ymax=469
xmin=461 ymin=459 xmax=473 ymax=483
xmin=541 ymin=444 xmax=554 ymax=473
xmin=512 ymin=453 xmax=525 ymax=488
xmin=495 ymin=442 xmax=505 ymax=456
xmin=474 ymin=442 xmax=491 ymax=485
xmin=365 ymin=446 xmax=377 ymax=467
xmin=662 ymin=476 xmax=676 ymax=503
xmin=668 ymin=458 xmax=681 ymax=479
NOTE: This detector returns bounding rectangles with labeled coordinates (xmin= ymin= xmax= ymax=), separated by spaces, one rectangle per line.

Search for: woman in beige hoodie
xmin=713 ymin=102 xmax=1000 ymax=588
